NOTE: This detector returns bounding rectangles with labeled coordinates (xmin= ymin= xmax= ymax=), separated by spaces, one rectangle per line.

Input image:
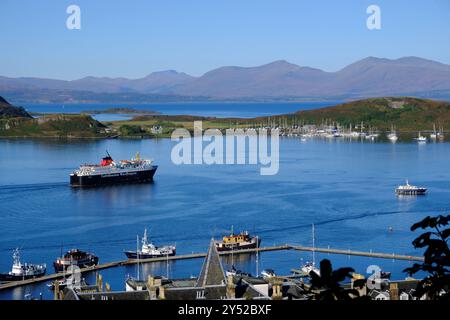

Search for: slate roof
xmin=196 ymin=239 xmax=226 ymax=287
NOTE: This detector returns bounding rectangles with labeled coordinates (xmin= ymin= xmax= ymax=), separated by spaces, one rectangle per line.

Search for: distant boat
xmin=387 ymin=125 xmax=398 ymax=142
xmin=395 ymin=180 xmax=427 ymax=195
xmin=430 ymin=124 xmax=437 ymax=140
xmin=414 ymin=132 xmax=427 ymax=143
xmin=438 ymin=126 xmax=445 ymax=140
xmin=0 ymin=249 xmax=46 ymax=282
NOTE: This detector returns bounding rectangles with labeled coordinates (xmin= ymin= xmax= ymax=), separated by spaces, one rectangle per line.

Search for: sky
xmin=0 ymin=0 xmax=449 ymax=80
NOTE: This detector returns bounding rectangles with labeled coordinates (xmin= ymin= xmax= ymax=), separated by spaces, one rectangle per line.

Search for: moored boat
xmin=300 ymin=224 xmax=320 ymax=276
xmin=261 ymin=268 xmax=276 ymax=279
xmin=53 ymin=249 xmax=99 ymax=272
xmin=0 ymin=249 xmax=46 ymax=282
xmin=124 ymin=229 xmax=176 ymax=259
xmin=414 ymin=132 xmax=427 ymax=143
xmin=214 ymin=229 xmax=261 ymax=252
xmin=47 ymin=277 xmax=89 ymax=290
xmin=387 ymin=124 xmax=398 ymax=142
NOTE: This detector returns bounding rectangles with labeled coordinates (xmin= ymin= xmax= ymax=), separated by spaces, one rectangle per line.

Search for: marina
xmin=0 ymin=244 xmax=423 ymax=291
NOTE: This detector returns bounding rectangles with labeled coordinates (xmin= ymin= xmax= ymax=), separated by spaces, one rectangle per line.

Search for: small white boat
xmin=415 ymin=132 xmax=427 ymax=143
xmin=300 ymin=224 xmax=320 ymax=276
xmin=387 ymin=133 xmax=398 ymax=142
xmin=430 ymin=124 xmax=437 ymax=139
xmin=395 ymin=180 xmax=427 ymax=195
xmin=261 ymin=269 xmax=276 ymax=279
xmin=387 ymin=125 xmax=398 ymax=142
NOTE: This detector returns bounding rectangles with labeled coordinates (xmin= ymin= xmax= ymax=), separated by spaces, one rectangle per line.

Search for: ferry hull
xmin=124 ymin=250 xmax=176 ymax=259
xmin=0 ymin=271 xmax=46 ymax=282
xmin=70 ymin=166 xmax=157 ymax=187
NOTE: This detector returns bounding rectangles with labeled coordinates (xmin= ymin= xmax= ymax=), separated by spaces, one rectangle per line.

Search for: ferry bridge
xmin=0 ymin=244 xmax=423 ymax=290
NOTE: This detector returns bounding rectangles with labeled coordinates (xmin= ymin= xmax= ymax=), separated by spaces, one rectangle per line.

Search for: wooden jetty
xmin=0 ymin=244 xmax=423 ymax=290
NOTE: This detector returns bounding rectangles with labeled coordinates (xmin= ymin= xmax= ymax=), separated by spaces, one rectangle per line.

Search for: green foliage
xmin=0 ymin=114 xmax=107 ymax=137
xmin=404 ymin=215 xmax=450 ymax=300
xmin=291 ymin=97 xmax=450 ymax=131
xmin=118 ymin=124 xmax=146 ymax=136
xmin=307 ymin=259 xmax=366 ymax=300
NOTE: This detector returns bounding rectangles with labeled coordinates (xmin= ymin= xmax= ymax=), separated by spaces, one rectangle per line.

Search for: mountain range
xmin=2 ymin=56 xmax=450 ymax=103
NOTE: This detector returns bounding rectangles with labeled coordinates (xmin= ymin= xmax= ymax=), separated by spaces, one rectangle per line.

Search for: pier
xmin=0 ymin=244 xmax=423 ymax=290
xmin=290 ymin=245 xmax=424 ymax=261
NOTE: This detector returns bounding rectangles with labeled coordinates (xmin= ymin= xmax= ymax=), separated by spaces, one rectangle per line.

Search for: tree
xmin=404 ymin=214 xmax=450 ymax=300
xmin=307 ymin=259 xmax=366 ymax=300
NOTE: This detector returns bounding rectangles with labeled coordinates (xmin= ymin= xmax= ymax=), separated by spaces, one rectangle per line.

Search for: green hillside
xmin=290 ymin=97 xmax=450 ymax=131
xmin=0 ymin=114 xmax=109 ymax=138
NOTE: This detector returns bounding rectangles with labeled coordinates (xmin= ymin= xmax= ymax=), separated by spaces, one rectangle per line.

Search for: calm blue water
xmin=22 ymin=101 xmax=341 ymax=120
xmin=0 ymin=137 xmax=448 ymax=299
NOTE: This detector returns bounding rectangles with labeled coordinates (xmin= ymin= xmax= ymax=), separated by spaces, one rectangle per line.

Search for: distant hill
xmin=0 ymin=96 xmax=32 ymax=118
xmin=1 ymin=57 xmax=450 ymax=102
xmin=290 ymin=97 xmax=450 ymax=131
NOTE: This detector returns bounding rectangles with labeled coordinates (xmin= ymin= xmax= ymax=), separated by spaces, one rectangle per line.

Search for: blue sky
xmin=0 ymin=0 xmax=449 ymax=80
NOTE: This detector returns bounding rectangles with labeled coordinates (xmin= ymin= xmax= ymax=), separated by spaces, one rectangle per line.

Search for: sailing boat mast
xmin=166 ymin=252 xmax=169 ymax=279
xmin=312 ymin=224 xmax=316 ymax=267
xmin=255 ymin=235 xmax=259 ymax=277
xmin=136 ymin=235 xmax=140 ymax=280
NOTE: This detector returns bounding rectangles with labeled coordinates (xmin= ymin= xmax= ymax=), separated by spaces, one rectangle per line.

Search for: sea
xmin=0 ymin=102 xmax=447 ymax=300
xmin=21 ymin=101 xmax=340 ymax=121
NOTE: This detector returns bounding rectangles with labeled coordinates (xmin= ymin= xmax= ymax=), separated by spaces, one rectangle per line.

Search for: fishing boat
xmin=124 ymin=229 xmax=176 ymax=259
xmin=0 ymin=249 xmax=46 ymax=282
xmin=395 ymin=180 xmax=427 ymax=195
xmin=214 ymin=229 xmax=261 ymax=252
xmin=53 ymin=249 xmax=99 ymax=272
xmin=300 ymin=224 xmax=320 ymax=276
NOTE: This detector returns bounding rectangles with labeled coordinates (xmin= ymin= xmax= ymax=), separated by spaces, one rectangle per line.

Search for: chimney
xmin=390 ymin=282 xmax=399 ymax=300
xmin=226 ymin=274 xmax=235 ymax=299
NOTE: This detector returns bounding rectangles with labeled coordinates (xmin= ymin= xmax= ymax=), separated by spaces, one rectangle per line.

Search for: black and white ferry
xmin=124 ymin=229 xmax=176 ymax=259
xmin=70 ymin=152 xmax=157 ymax=187
xmin=395 ymin=180 xmax=427 ymax=195
xmin=0 ymin=249 xmax=46 ymax=282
